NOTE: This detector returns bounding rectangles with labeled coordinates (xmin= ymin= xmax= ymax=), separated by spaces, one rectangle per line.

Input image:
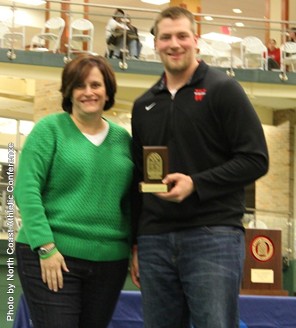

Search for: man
xmin=131 ymin=6 xmax=268 ymax=328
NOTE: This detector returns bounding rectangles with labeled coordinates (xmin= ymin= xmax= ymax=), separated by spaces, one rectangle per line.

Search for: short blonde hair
xmin=153 ymin=6 xmax=196 ymax=37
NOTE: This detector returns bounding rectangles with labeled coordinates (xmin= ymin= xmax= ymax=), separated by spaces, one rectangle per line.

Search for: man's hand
xmin=156 ymin=173 xmax=195 ymax=203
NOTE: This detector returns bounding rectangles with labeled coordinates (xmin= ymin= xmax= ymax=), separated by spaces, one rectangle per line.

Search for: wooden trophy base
xmin=139 ymin=182 xmax=169 ymax=193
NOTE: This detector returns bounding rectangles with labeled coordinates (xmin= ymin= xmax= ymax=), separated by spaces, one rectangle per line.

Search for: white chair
xmin=137 ymin=34 xmax=158 ymax=61
xmin=196 ymin=38 xmax=215 ymax=65
xmin=280 ymin=42 xmax=296 ymax=72
xmin=240 ymin=36 xmax=268 ymax=70
xmin=68 ymin=18 xmax=94 ymax=54
xmin=29 ymin=35 xmax=47 ymax=51
xmin=2 ymin=20 xmax=25 ymax=50
xmin=0 ymin=21 xmax=9 ymax=48
xmin=211 ymin=40 xmax=232 ymax=67
xmin=248 ymin=219 xmax=268 ymax=229
xmin=30 ymin=17 xmax=65 ymax=53
xmin=139 ymin=45 xmax=159 ymax=61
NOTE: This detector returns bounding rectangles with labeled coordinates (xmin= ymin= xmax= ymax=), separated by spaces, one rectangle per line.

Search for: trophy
xmin=139 ymin=146 xmax=170 ymax=193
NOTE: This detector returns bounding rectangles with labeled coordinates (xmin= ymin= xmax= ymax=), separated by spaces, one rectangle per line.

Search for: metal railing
xmin=0 ymin=1 xmax=295 ymax=75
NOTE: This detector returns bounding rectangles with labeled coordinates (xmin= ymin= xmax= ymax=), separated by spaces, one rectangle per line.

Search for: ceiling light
xmin=235 ymin=22 xmax=245 ymax=27
xmin=14 ymin=0 xmax=45 ymax=5
xmin=204 ymin=16 xmax=213 ymax=21
xmin=201 ymin=32 xmax=242 ymax=44
xmin=233 ymin=8 xmax=242 ymax=14
xmin=141 ymin=0 xmax=170 ymax=5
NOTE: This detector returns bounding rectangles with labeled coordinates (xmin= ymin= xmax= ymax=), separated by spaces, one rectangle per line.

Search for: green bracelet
xmin=39 ymin=247 xmax=58 ymax=260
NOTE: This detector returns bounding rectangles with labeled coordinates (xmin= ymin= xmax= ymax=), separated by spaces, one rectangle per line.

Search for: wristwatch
xmin=38 ymin=244 xmax=56 ymax=256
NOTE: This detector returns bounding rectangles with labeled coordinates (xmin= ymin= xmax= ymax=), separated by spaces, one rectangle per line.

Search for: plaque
xmin=139 ymin=146 xmax=170 ymax=193
xmin=240 ymin=228 xmax=288 ymax=296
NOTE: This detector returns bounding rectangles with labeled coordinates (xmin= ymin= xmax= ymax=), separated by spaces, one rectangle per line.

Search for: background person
xmin=105 ymin=9 xmax=139 ymax=59
xmin=126 ymin=16 xmax=142 ymax=59
xmin=130 ymin=6 xmax=268 ymax=328
xmin=283 ymin=27 xmax=296 ymax=70
xmin=288 ymin=27 xmax=296 ymax=42
xmin=105 ymin=8 xmax=127 ymax=58
xmin=14 ymin=54 xmax=134 ymax=328
xmin=267 ymin=38 xmax=280 ymax=70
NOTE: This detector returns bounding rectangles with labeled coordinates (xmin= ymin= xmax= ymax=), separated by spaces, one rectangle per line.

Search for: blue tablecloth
xmin=239 ymin=294 xmax=296 ymax=328
xmin=13 ymin=291 xmax=296 ymax=328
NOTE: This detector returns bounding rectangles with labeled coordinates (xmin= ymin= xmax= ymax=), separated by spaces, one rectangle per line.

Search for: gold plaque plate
xmin=139 ymin=146 xmax=170 ymax=193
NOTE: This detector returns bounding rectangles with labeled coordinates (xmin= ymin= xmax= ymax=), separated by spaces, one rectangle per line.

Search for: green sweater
xmin=15 ymin=113 xmax=134 ymax=261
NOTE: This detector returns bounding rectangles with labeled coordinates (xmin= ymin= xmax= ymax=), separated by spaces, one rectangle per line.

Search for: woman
xmin=15 ymin=54 xmax=134 ymax=328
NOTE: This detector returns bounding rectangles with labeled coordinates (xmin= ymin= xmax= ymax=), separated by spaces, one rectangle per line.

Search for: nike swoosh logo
xmin=145 ymin=102 xmax=156 ymax=111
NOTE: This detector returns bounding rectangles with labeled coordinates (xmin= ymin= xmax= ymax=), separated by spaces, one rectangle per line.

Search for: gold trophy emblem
xmin=139 ymin=146 xmax=170 ymax=193
xmin=147 ymin=152 xmax=163 ymax=180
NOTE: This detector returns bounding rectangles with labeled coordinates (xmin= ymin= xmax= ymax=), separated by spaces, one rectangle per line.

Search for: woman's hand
xmin=40 ymin=251 xmax=69 ymax=292
xmin=130 ymin=245 xmax=140 ymax=289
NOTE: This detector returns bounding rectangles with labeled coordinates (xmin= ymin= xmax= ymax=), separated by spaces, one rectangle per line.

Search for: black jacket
xmin=131 ymin=60 xmax=269 ymax=237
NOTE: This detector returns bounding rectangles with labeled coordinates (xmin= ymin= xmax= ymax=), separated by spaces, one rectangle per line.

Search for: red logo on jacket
xmin=194 ymin=88 xmax=206 ymax=101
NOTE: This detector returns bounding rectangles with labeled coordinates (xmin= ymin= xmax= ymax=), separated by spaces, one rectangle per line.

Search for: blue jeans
xmin=111 ymin=38 xmax=140 ymax=58
xmin=127 ymin=39 xmax=140 ymax=58
xmin=138 ymin=226 xmax=245 ymax=328
xmin=16 ymin=242 xmax=128 ymax=328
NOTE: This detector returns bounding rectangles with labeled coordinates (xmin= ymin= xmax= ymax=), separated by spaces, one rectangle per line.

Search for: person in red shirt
xmin=267 ymin=38 xmax=281 ymax=70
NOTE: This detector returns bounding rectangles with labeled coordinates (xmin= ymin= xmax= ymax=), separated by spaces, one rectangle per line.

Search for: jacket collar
xmin=151 ymin=60 xmax=209 ymax=95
